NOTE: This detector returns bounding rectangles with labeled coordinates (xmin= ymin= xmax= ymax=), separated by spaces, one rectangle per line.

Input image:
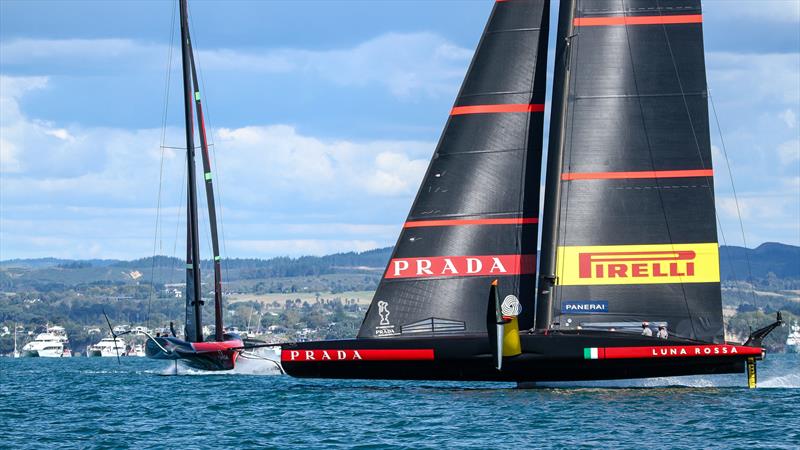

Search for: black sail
xmin=358 ymin=0 xmax=549 ymax=338
xmin=543 ymin=0 xmax=723 ymax=342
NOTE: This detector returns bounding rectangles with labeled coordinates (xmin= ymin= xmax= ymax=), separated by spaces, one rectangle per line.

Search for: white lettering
xmin=322 ymin=350 xmax=331 ymax=360
xmin=290 ymin=350 xmax=299 ymax=360
xmin=352 ymin=350 xmax=363 ymax=360
xmin=393 ymin=260 xmax=409 ymax=276
xmin=305 ymin=350 xmax=315 ymax=360
xmin=416 ymin=259 xmax=433 ymax=275
xmin=442 ymin=258 xmax=458 ymax=274
xmin=731 ymin=347 xmax=738 ymax=354
xmin=337 ymin=350 xmax=346 ymax=360
xmin=466 ymin=258 xmax=482 ymax=274
xmin=490 ymin=257 xmax=507 ymax=273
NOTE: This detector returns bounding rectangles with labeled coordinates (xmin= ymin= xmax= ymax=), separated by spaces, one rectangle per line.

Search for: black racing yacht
xmin=144 ymin=0 xmax=243 ymax=371
xmin=280 ymin=0 xmax=781 ymax=386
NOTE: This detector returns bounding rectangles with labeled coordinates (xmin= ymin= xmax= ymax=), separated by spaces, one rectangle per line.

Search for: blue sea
xmin=1 ymin=355 xmax=798 ymax=449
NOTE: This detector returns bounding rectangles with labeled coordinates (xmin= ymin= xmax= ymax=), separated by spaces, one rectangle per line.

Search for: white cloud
xmin=779 ymin=109 xmax=797 ymax=129
xmin=777 ymin=139 xmax=800 ymax=164
xmin=227 ymin=239 xmax=382 ymax=257
xmin=706 ymin=0 xmax=800 ymax=24
xmin=0 ymin=32 xmax=472 ymax=100
xmin=0 ymin=74 xmax=431 ymax=259
xmin=707 ymin=52 xmax=800 ymax=105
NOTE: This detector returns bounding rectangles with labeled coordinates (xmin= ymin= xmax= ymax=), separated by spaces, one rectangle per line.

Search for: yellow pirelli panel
xmin=557 ymin=243 xmax=720 ymax=286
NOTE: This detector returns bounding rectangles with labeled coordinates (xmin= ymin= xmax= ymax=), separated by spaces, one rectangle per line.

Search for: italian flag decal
xmin=582 ymin=344 xmax=761 ymax=360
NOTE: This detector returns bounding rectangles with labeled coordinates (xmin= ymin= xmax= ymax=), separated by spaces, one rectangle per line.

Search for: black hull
xmin=145 ymin=336 xmax=241 ymax=371
xmin=282 ymin=331 xmax=760 ymax=383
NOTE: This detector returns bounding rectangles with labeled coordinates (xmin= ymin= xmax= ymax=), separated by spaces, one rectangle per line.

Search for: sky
xmin=1 ymin=0 xmax=799 ymax=260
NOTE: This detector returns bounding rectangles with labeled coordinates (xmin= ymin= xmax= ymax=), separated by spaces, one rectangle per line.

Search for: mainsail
xmin=358 ymin=0 xmax=550 ymax=338
xmin=538 ymin=0 xmax=723 ymax=342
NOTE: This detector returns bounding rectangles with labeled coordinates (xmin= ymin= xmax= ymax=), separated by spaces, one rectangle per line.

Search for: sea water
xmin=1 ymin=355 xmax=798 ymax=449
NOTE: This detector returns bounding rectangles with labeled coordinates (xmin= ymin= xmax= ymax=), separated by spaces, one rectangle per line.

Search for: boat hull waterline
xmin=281 ymin=332 xmax=763 ymax=382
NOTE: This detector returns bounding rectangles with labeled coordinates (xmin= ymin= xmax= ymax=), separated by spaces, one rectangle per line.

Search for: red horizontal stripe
xmin=191 ymin=339 xmax=243 ymax=352
xmin=281 ymin=349 xmax=434 ymax=362
xmin=562 ymin=169 xmax=713 ymax=181
xmin=404 ymin=218 xmax=538 ymax=228
xmin=386 ymin=254 xmax=536 ymax=280
xmin=599 ymin=344 xmax=761 ymax=360
xmin=450 ymin=103 xmax=545 ymax=116
xmin=574 ymin=14 xmax=702 ymax=27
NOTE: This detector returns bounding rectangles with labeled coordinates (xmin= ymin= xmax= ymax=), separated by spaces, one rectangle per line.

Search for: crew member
xmin=657 ymin=325 xmax=668 ymax=339
xmin=641 ymin=322 xmax=652 ymax=337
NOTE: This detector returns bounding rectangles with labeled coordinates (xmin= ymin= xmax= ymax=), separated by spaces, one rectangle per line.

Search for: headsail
xmin=539 ymin=0 xmax=723 ymax=342
xmin=358 ymin=0 xmax=550 ymax=338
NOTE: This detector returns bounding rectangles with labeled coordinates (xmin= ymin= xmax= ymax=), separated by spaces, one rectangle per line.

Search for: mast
xmin=535 ymin=0 xmax=576 ymax=331
xmin=187 ymin=42 xmax=224 ymax=342
xmin=180 ymin=0 xmax=203 ymax=343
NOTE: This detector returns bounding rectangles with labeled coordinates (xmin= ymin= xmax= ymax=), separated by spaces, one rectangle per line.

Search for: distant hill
xmin=1 ymin=243 xmax=797 ymax=286
xmin=719 ymin=242 xmax=800 ymax=280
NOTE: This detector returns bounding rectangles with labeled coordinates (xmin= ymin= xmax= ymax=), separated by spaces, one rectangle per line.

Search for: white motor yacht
xmin=21 ymin=325 xmax=72 ymax=357
xmin=87 ymin=336 xmax=127 ymax=357
xmin=787 ymin=322 xmax=800 ymax=354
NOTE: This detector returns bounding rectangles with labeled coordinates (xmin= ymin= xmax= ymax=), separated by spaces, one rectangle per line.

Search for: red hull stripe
xmin=282 ymin=349 xmax=434 ymax=362
xmin=404 ymin=218 xmax=538 ymax=228
xmin=574 ymin=14 xmax=702 ymax=27
xmin=450 ymin=103 xmax=545 ymax=116
xmin=191 ymin=340 xmax=243 ymax=352
xmin=562 ymin=169 xmax=713 ymax=181
xmin=595 ymin=344 xmax=761 ymax=360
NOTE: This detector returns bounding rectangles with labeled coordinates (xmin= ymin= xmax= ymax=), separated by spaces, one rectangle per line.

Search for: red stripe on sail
xmin=598 ymin=344 xmax=761 ymax=359
xmin=281 ymin=349 xmax=434 ymax=362
xmin=385 ymin=254 xmax=536 ymax=279
xmin=561 ymin=169 xmax=713 ymax=181
xmin=574 ymin=14 xmax=702 ymax=27
xmin=404 ymin=218 xmax=538 ymax=228
xmin=450 ymin=104 xmax=545 ymax=116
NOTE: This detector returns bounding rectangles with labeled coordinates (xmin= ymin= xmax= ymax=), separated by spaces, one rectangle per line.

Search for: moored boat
xmin=87 ymin=336 xmax=127 ymax=357
xmin=21 ymin=325 xmax=72 ymax=358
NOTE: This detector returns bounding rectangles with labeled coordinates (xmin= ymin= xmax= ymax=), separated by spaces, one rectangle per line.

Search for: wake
xmin=536 ymin=372 xmax=800 ymax=389
xmin=157 ymin=348 xmax=284 ymax=376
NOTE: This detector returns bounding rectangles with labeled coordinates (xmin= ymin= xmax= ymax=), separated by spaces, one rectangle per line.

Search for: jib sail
xmin=538 ymin=0 xmax=723 ymax=342
xmin=358 ymin=0 xmax=550 ymax=338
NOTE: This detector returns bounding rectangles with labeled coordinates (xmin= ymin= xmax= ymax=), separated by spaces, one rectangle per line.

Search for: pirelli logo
xmin=557 ymin=243 xmax=719 ymax=286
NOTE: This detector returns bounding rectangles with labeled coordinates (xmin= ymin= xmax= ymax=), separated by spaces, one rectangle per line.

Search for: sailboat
xmin=143 ymin=0 xmax=243 ymax=371
xmin=278 ymin=0 xmax=781 ymax=386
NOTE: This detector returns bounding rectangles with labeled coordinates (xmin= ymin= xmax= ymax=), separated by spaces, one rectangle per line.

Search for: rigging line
xmin=709 ymin=91 xmax=759 ymax=309
xmin=624 ymin=0 xmax=697 ymax=338
xmin=655 ymin=0 xmax=754 ymax=331
xmin=148 ymin=0 xmax=178 ymax=332
xmin=715 ymin=204 xmax=749 ymax=308
xmin=187 ymin=5 xmax=230 ymax=283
